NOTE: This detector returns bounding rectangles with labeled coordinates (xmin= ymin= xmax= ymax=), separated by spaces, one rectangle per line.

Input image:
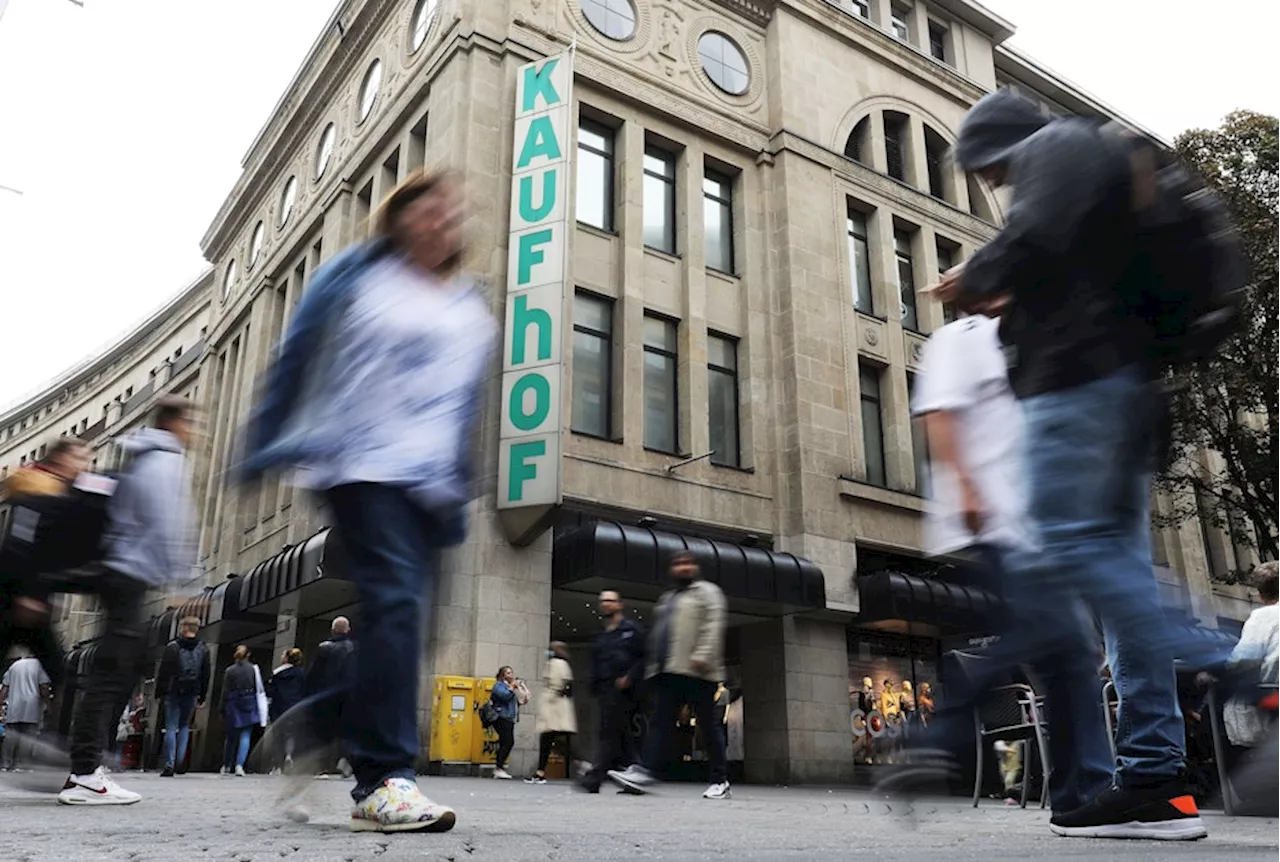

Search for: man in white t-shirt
xmin=1 ymin=651 xmax=52 ymax=771
xmin=892 ymin=281 xmax=1113 ymax=816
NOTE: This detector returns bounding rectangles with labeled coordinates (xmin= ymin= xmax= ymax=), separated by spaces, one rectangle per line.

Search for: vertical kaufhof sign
xmin=497 ymin=51 xmax=573 ymax=517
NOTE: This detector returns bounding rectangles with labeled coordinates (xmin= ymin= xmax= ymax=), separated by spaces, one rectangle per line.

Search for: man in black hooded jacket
xmin=921 ymin=91 xmax=1206 ymax=841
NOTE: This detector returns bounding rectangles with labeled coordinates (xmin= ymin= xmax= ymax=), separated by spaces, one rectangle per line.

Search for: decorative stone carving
xmin=863 ymin=327 xmax=879 ymax=347
xmin=658 ymin=8 xmax=678 ymax=59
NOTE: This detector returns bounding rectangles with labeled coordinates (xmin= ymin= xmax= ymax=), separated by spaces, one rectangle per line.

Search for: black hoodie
xmin=954 ymin=91 xmax=1152 ymax=398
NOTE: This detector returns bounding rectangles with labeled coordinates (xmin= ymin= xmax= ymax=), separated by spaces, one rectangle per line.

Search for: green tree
xmin=1154 ymin=111 xmax=1278 ymax=573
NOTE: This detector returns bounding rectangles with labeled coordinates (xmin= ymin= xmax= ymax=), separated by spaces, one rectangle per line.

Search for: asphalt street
xmin=1 ymin=772 xmax=1276 ymax=862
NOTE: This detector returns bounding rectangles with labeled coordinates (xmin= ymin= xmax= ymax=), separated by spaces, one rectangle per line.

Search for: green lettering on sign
xmin=516 ymin=116 xmax=562 ymax=169
xmin=508 ymin=439 xmax=547 ymax=503
xmin=521 ymin=58 xmax=561 ymax=112
xmin=511 ymin=294 xmax=553 ymax=365
xmin=509 ymin=373 xmax=551 ymax=431
xmin=516 ymin=229 xmax=554 ymax=285
xmin=517 ymin=170 xmax=557 ymax=223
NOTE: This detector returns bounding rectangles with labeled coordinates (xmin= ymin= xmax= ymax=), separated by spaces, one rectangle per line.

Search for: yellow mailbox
xmin=471 ymin=676 xmax=499 ymax=764
xmin=429 ymin=676 xmax=475 ymax=763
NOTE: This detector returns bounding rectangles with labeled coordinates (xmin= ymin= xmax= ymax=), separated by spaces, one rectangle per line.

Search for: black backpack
xmin=1106 ymin=123 xmax=1249 ymax=366
xmin=477 ymin=699 xmax=500 ymax=729
xmin=173 ymin=641 xmax=206 ymax=696
xmin=1 ymin=475 xmax=118 ymax=586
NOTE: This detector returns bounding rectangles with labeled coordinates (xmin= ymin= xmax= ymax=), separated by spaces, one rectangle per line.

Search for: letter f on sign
xmin=517 ymin=229 xmax=554 ymax=286
xmin=521 ymin=58 xmax=561 ymax=113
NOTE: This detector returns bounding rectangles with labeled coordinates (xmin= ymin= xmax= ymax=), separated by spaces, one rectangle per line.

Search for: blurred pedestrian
xmin=305 ymin=617 xmax=356 ymax=777
xmin=609 ymin=550 xmax=730 ymax=800
xmin=155 ymin=615 xmax=210 ymax=777
xmin=941 ymin=90 xmax=1217 ymax=840
xmin=525 ymin=642 xmax=576 ymax=784
xmin=238 ymin=169 xmax=493 ymax=833
xmin=57 ymin=397 xmax=197 ymax=806
xmin=579 ymin=591 xmax=645 ymax=793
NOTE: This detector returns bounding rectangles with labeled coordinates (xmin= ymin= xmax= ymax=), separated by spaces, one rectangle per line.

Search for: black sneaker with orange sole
xmin=1049 ymin=780 xmax=1208 ymax=841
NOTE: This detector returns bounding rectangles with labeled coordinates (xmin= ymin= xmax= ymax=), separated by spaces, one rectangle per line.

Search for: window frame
xmin=847 ymin=208 xmax=875 ymax=315
xmin=890 ymin=3 xmax=911 ymax=41
xmin=859 ymin=363 xmax=888 ymax=488
xmin=707 ymin=332 xmax=741 ymax=468
xmin=883 ymin=113 xmax=908 ymax=183
xmin=894 ymin=228 xmax=920 ymax=333
xmin=702 ymin=168 xmax=736 ymax=275
xmin=576 ymin=118 xmax=616 ymax=232
xmin=928 ymin=20 xmax=949 ymax=62
xmin=642 ymin=313 xmax=680 ymax=454
xmin=570 ymin=291 xmax=615 ymax=440
xmin=936 ymin=239 xmax=958 ymax=324
xmin=643 ymin=144 xmax=678 ymax=255
xmin=907 ymin=372 xmax=929 ymax=496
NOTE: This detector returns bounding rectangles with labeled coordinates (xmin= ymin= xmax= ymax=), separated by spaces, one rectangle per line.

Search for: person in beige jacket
xmin=608 ymin=550 xmax=730 ymax=800
xmin=525 ymin=642 xmax=577 ymax=784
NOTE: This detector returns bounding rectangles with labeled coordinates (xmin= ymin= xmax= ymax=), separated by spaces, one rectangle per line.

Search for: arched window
xmin=883 ymin=111 xmax=909 ymax=182
xmin=845 ymin=116 xmax=870 ymax=164
xmin=923 ymin=126 xmax=949 ymax=201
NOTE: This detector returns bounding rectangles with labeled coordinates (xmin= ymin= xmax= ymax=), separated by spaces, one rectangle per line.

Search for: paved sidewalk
xmin=1 ymin=773 xmax=1276 ymax=861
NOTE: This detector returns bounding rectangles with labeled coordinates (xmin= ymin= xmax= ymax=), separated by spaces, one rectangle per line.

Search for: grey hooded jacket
xmin=102 ymin=428 xmax=197 ymax=588
xmin=954 ymin=91 xmax=1152 ymax=398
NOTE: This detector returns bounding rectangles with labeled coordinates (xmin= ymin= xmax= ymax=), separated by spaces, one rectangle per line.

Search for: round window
xmin=358 ymin=60 xmax=382 ymax=123
xmin=697 ymin=32 xmax=750 ymax=96
xmin=249 ymin=222 xmax=265 ymax=267
xmin=222 ymin=260 xmax=238 ymax=302
xmin=410 ymin=0 xmax=438 ymax=53
xmin=279 ymin=176 xmax=298 ymax=227
xmin=315 ymin=123 xmax=336 ymax=178
xmin=580 ymin=0 xmax=636 ymax=41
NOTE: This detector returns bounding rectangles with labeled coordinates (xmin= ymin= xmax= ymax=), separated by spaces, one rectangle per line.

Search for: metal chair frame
xmin=972 ymin=682 xmax=1052 ymax=810
xmin=1207 ymin=682 xmax=1278 ymax=816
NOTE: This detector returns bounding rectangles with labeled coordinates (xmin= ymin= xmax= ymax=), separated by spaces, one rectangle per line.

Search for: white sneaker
xmin=234 ymin=765 xmax=246 ymax=777
xmin=703 ymin=781 xmax=731 ymax=799
xmin=57 ymin=767 xmax=142 ymax=805
xmin=337 ymin=757 xmax=353 ymax=778
xmin=351 ymin=778 xmax=456 ymax=833
xmin=219 ymin=766 xmax=230 ymax=776
xmin=493 ymin=768 xmax=513 ymax=780
xmin=608 ymin=765 xmax=656 ymax=795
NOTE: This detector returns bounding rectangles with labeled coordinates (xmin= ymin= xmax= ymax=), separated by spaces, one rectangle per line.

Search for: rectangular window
xmin=847 ymin=209 xmax=875 ymax=314
xmin=708 ymin=334 xmax=740 ymax=467
xmin=936 ymin=241 xmax=957 ymax=324
xmin=859 ymin=363 xmax=887 ymax=487
xmin=576 ymin=120 xmax=615 ymax=231
xmin=851 ymin=0 xmax=870 ymax=18
xmin=895 ymin=229 xmax=919 ymax=332
xmin=643 ymin=145 xmax=677 ymax=254
xmin=908 ymin=373 xmax=929 ymax=496
xmin=643 ymin=315 xmax=679 ymax=453
xmin=884 ymin=114 xmax=907 ymax=182
xmin=703 ymin=169 xmax=734 ymax=274
xmin=926 ymin=137 xmax=946 ymax=200
xmin=928 ymin=21 xmax=948 ymax=62
xmin=571 ymin=293 xmax=613 ymax=439
xmin=890 ymin=4 xmax=910 ymax=41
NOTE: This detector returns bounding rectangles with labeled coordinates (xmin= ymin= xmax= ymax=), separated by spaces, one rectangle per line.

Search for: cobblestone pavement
xmin=1 ymin=772 xmax=1276 ymax=862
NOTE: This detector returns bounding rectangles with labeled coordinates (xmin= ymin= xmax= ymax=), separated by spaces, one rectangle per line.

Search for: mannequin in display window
xmin=879 ymin=678 xmax=901 ymax=721
xmin=900 ymin=680 xmax=918 ymax=736
xmin=917 ymin=682 xmax=935 ymax=727
xmin=858 ymin=677 xmax=875 ymax=714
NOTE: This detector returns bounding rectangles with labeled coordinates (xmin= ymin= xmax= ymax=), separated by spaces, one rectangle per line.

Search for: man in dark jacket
xmin=579 ymin=591 xmax=645 ymax=793
xmin=936 ymin=91 xmax=1205 ymax=841
xmin=154 ymin=616 xmax=210 ymax=777
xmin=306 ymin=617 xmax=356 ymax=698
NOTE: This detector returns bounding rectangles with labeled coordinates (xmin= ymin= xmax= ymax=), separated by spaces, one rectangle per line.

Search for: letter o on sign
xmin=509 ymin=373 xmax=551 ymax=431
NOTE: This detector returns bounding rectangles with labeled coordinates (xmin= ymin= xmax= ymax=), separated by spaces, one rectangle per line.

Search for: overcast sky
xmin=1 ymin=0 xmax=1276 ymax=409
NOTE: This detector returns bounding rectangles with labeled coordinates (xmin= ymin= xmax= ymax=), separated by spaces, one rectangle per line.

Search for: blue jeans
xmin=163 ymin=695 xmax=198 ymax=769
xmin=1018 ymin=366 xmax=1186 ymax=788
xmin=323 ymin=483 xmax=445 ymax=801
xmin=924 ymin=543 xmax=1114 ymax=813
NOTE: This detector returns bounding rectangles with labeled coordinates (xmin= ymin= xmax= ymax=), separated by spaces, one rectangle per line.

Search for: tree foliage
xmin=1154 ymin=111 xmax=1279 ymax=573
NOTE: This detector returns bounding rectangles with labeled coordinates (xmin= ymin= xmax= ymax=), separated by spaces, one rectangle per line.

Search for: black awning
xmin=553 ymin=521 xmax=826 ymax=615
xmin=856 ymin=570 xmax=1002 ymax=636
xmin=236 ymin=529 xmax=356 ymax=618
xmin=146 ymin=609 xmax=177 ymax=650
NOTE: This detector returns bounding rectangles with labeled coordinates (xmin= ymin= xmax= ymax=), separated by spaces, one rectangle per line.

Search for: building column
xmin=950 ymin=161 xmax=971 ymax=212
xmin=904 ymin=115 xmax=930 ymax=193
xmin=907 ymin=1 xmax=929 ymax=50
xmin=741 ymin=616 xmax=853 ymax=784
xmin=619 ymin=119 xmax=647 ymax=446
xmin=679 ymin=140 xmax=710 ymax=459
xmin=866 ymin=110 xmax=888 ymax=174
xmin=271 ymin=592 xmax=302 ymax=663
xmin=870 ymin=0 xmax=892 ymax=31
xmin=916 ymin=225 xmax=942 ymax=333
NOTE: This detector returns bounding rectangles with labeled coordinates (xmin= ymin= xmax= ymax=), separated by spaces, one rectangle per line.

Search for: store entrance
xmin=550 ymin=588 xmax=746 ymax=783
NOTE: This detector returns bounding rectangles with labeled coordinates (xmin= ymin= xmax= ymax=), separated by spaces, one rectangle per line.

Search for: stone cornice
xmin=709 ymin=0 xmax=778 ymax=26
xmin=772 ymin=129 xmax=1000 ymax=242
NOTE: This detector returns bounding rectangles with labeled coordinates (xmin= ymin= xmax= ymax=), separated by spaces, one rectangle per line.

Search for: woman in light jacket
xmin=526 ymin=642 xmax=577 ymax=784
xmin=220 ymin=645 xmax=261 ymax=776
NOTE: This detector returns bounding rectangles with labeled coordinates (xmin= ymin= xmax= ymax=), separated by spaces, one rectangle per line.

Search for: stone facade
xmin=2 ymin=0 xmax=1264 ymax=780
